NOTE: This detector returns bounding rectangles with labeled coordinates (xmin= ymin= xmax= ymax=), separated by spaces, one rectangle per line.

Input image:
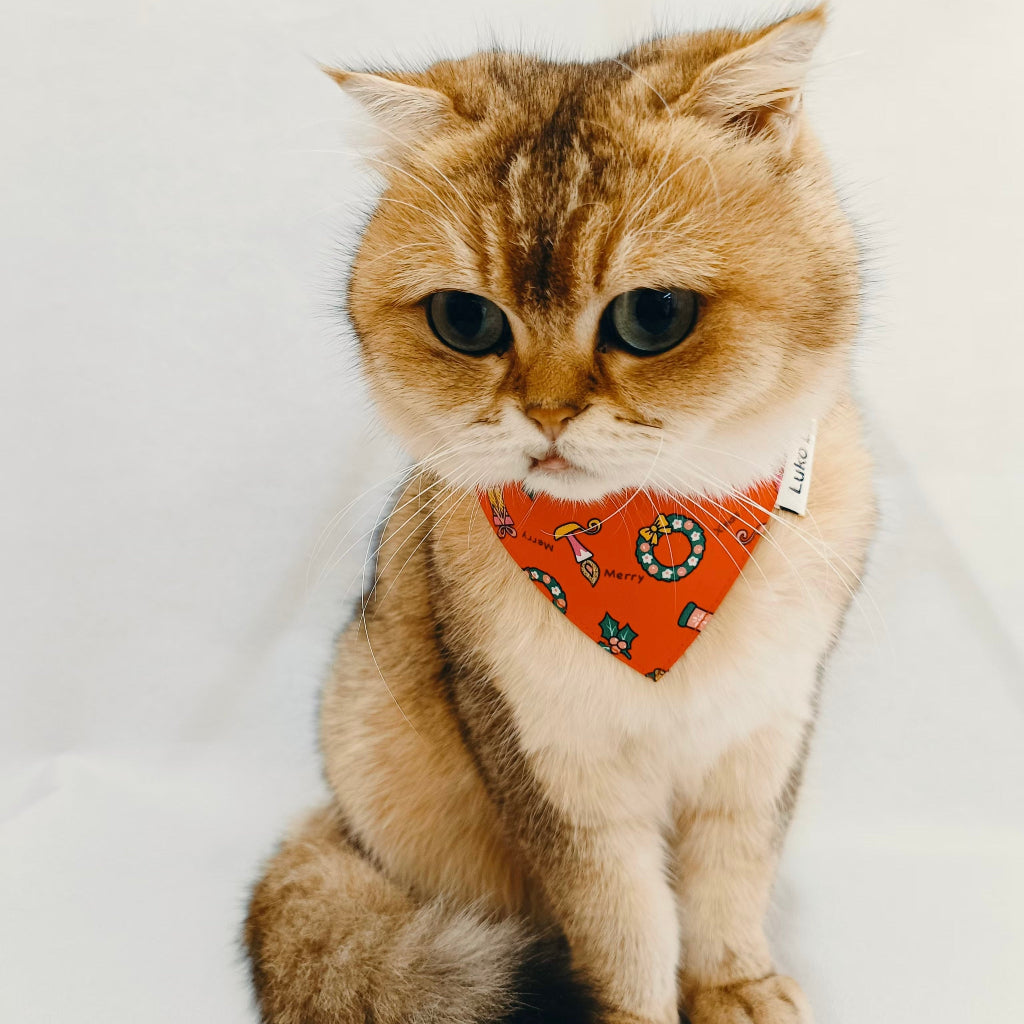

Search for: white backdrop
xmin=2 ymin=1 xmax=1022 ymax=1022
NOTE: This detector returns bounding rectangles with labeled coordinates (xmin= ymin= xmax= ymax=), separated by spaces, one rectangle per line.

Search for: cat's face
xmin=341 ymin=7 xmax=858 ymax=501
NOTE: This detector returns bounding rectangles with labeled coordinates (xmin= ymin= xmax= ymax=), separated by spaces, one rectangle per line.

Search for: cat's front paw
xmin=683 ymin=974 xmax=810 ymax=1024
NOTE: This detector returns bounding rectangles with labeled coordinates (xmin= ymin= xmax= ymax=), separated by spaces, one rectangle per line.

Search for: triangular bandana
xmin=479 ymin=479 xmax=780 ymax=678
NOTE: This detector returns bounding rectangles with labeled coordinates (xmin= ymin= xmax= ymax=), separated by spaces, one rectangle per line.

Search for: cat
xmin=244 ymin=6 xmax=875 ymax=1023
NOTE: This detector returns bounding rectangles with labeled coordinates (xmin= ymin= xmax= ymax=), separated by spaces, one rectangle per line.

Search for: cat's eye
xmin=601 ymin=288 xmax=699 ymax=356
xmin=426 ymin=291 xmax=510 ymax=355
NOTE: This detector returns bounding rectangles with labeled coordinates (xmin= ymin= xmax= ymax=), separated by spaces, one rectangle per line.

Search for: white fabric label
xmin=776 ymin=422 xmax=817 ymax=516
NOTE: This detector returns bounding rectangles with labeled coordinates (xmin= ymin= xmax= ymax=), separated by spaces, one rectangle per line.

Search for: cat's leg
xmin=244 ymin=803 xmax=592 ymax=1024
xmin=674 ymin=721 xmax=813 ymax=1024
xmin=449 ymin=676 xmax=681 ymax=1024
xmin=537 ymin=819 xmax=682 ymax=1024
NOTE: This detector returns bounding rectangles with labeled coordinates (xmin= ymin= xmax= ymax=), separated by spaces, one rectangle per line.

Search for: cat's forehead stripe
xmin=494 ymin=86 xmax=611 ymax=309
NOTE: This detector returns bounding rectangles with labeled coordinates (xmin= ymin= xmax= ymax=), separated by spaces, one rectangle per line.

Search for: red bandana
xmin=479 ymin=479 xmax=780 ymax=678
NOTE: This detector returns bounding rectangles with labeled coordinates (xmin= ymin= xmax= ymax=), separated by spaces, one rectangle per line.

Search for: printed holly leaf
xmin=599 ymin=613 xmax=618 ymax=639
xmin=619 ymin=624 xmax=638 ymax=645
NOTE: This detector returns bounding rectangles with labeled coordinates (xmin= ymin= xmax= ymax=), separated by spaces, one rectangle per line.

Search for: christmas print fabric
xmin=480 ymin=479 xmax=780 ymax=678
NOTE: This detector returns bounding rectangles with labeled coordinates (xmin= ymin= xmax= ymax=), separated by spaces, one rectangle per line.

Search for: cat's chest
xmin=437 ymin=490 xmax=857 ymax=812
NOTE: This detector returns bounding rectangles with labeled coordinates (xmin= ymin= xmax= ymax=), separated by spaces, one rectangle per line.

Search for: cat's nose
xmin=525 ymin=405 xmax=577 ymax=443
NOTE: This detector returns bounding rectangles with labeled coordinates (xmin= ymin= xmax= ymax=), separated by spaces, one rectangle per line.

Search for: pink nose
xmin=525 ymin=405 xmax=576 ymax=442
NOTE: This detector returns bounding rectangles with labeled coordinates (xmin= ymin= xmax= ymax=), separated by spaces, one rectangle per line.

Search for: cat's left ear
xmin=679 ymin=5 xmax=826 ymax=154
xmin=323 ymin=68 xmax=457 ymax=160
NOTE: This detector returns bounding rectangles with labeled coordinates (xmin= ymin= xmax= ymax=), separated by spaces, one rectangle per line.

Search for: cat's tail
xmin=243 ymin=805 xmax=597 ymax=1024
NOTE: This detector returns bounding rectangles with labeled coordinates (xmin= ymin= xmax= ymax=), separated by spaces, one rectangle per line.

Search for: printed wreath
xmin=524 ymin=567 xmax=567 ymax=613
xmin=635 ymin=513 xmax=707 ymax=582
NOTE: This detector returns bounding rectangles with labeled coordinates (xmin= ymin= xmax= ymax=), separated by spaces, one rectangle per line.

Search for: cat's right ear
xmin=323 ymin=68 xmax=456 ymax=161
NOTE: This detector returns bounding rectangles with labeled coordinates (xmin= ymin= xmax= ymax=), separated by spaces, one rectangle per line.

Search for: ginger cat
xmin=245 ymin=8 xmax=873 ymax=1023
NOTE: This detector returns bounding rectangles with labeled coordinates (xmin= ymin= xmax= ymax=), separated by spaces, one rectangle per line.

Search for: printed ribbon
xmin=479 ymin=479 xmax=780 ymax=679
xmin=486 ymin=488 xmax=517 ymax=538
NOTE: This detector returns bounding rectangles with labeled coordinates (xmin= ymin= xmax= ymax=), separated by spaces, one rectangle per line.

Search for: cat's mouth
xmin=530 ymin=453 xmax=573 ymax=473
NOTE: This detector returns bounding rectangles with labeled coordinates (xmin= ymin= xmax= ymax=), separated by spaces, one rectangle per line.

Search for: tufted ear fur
xmin=324 ymin=68 xmax=457 ymax=160
xmin=679 ymin=5 xmax=826 ymax=154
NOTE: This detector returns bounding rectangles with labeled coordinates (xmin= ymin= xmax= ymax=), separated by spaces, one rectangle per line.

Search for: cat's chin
xmin=519 ymin=466 xmax=628 ymax=503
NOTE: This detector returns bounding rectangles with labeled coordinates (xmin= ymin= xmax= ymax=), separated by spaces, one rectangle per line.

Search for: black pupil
xmin=447 ymin=293 xmax=485 ymax=338
xmin=635 ymin=290 xmax=676 ymax=335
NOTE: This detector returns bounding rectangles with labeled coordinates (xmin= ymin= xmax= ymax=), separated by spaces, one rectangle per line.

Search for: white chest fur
xmin=435 ymin=414 xmax=871 ymax=827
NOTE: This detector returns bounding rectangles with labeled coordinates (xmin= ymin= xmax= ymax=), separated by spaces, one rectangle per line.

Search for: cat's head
xmin=333 ymin=5 xmax=858 ymax=502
